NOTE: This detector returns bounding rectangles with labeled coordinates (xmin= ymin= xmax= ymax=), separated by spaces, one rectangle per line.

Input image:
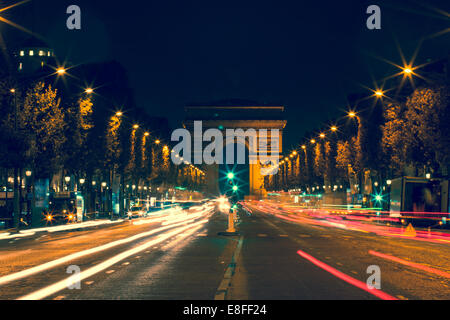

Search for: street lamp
xmin=310 ymin=139 xmax=316 ymax=144
xmin=374 ymin=90 xmax=384 ymax=98
xmin=155 ymin=139 xmax=161 ymax=145
xmin=319 ymin=133 xmax=326 ymax=139
xmin=85 ymin=88 xmax=94 ymax=94
xmin=56 ymin=67 xmax=66 ymax=75
xmin=403 ymin=67 xmax=413 ymax=75
xmin=133 ymin=124 xmax=139 ymax=129
xmin=348 ymin=111 xmax=357 ymax=118
xmin=79 ymin=178 xmax=85 ymax=185
xmin=115 ymin=111 xmax=123 ymax=117
xmin=65 ymin=176 xmax=71 ymax=191
xmin=330 ymin=126 xmax=338 ymax=132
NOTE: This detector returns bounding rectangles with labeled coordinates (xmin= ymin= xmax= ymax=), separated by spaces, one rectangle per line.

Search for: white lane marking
xmin=0 ymin=215 xmax=207 ymax=287
xmin=279 ymin=235 xmax=289 ymax=237
xmin=85 ymin=281 xmax=94 ymax=285
xmin=122 ymin=262 xmax=130 ymax=266
xmin=18 ymin=218 xmax=210 ymax=300
xmin=160 ymin=224 xmax=204 ymax=251
xmin=106 ymin=270 xmax=115 ymax=274
xmin=53 ymin=295 xmax=65 ymax=300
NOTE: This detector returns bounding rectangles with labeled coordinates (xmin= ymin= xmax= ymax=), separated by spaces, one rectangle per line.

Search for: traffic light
xmin=232 ymin=185 xmax=238 ymax=192
xmin=227 ymin=172 xmax=235 ymax=180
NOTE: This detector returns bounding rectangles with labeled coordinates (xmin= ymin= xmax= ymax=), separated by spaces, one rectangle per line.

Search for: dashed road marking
xmin=279 ymin=235 xmax=289 ymax=237
xmin=53 ymin=295 xmax=65 ymax=300
xmin=135 ymin=256 xmax=141 ymax=259
xmin=85 ymin=281 xmax=94 ymax=285
xmin=122 ymin=262 xmax=130 ymax=266
xmin=106 ymin=270 xmax=115 ymax=274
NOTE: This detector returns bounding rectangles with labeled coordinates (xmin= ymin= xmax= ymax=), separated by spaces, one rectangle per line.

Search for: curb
xmin=214 ymin=236 xmax=243 ymax=300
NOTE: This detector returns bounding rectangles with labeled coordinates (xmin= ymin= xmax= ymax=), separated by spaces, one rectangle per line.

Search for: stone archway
xmin=184 ymin=105 xmax=287 ymax=199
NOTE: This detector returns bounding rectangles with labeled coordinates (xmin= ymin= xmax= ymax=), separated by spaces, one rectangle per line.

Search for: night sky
xmin=3 ymin=0 xmax=450 ymax=149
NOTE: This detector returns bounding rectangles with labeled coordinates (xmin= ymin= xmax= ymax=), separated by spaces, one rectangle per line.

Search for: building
xmin=13 ymin=37 xmax=56 ymax=75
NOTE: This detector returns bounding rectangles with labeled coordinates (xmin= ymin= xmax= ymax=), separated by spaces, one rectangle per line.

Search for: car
xmin=127 ymin=206 xmax=147 ymax=219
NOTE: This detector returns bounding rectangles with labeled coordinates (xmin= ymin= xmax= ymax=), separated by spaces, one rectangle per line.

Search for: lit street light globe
xmin=56 ymin=67 xmax=66 ymax=75
xmin=403 ymin=67 xmax=413 ymax=75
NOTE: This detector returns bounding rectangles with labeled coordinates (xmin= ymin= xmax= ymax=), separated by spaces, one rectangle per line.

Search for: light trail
xmin=369 ymin=250 xmax=450 ymax=279
xmin=249 ymin=201 xmax=450 ymax=244
xmin=0 ymin=209 xmax=211 ymax=287
xmin=296 ymin=250 xmax=397 ymax=300
xmin=18 ymin=218 xmax=210 ymax=300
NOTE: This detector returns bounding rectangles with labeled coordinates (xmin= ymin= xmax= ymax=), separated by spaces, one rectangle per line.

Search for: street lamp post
xmin=10 ymin=88 xmax=20 ymax=230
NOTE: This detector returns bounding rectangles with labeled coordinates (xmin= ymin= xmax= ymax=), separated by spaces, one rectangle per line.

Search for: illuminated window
xmin=19 ymin=63 xmax=23 ymax=70
xmin=48 ymin=51 xmax=51 ymax=56
xmin=20 ymin=51 xmax=24 ymax=56
xmin=29 ymin=50 xmax=34 ymax=56
xmin=39 ymin=50 xmax=44 ymax=56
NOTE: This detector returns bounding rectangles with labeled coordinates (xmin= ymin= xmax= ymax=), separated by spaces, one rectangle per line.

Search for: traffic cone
xmin=404 ymin=223 xmax=416 ymax=237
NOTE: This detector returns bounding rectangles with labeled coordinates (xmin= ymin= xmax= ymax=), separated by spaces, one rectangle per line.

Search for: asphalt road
xmin=0 ymin=201 xmax=448 ymax=300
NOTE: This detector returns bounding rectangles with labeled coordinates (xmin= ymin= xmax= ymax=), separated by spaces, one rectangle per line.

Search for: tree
xmin=18 ymin=82 xmax=66 ymax=179
xmin=381 ymin=102 xmax=412 ymax=176
xmin=405 ymin=85 xmax=450 ymax=176
xmin=336 ymin=137 xmax=361 ymax=189
xmin=63 ymin=97 xmax=93 ymax=177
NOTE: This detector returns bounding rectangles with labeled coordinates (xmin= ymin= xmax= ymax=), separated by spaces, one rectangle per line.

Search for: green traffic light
xmin=232 ymin=185 xmax=238 ymax=192
xmin=227 ymin=172 xmax=235 ymax=180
